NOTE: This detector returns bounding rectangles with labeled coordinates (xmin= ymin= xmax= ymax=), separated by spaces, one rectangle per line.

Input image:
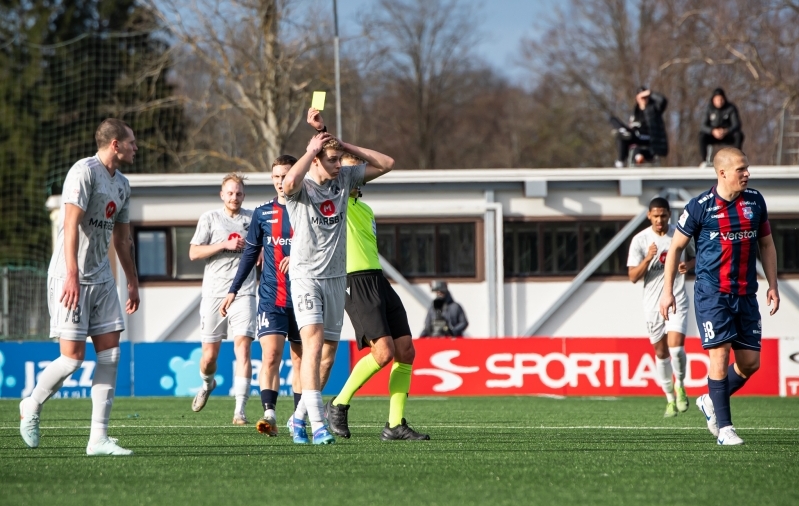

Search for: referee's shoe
xmin=381 ymin=419 xmax=430 ymax=441
xmin=325 ymin=398 xmax=351 ymax=438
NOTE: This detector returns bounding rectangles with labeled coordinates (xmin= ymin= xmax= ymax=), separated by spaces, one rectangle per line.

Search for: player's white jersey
xmin=627 ymin=225 xmax=693 ymax=312
xmin=190 ymin=208 xmax=256 ymax=298
xmin=287 ymin=164 xmax=365 ymax=279
xmin=49 ymin=155 xmax=131 ymax=284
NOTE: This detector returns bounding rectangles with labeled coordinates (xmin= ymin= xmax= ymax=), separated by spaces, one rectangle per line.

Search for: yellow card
xmin=311 ymin=91 xmax=326 ymax=111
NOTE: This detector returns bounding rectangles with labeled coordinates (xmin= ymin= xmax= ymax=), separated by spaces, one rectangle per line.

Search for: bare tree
xmin=360 ymin=0 xmax=483 ymax=170
xmin=660 ymin=0 xmax=799 ymax=163
xmin=146 ymin=0 xmax=329 ymax=172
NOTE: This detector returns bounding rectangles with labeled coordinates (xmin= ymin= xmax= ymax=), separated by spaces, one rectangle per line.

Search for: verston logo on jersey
xmin=266 ymin=236 xmax=291 ymax=246
xmin=719 ymin=230 xmax=757 ymax=241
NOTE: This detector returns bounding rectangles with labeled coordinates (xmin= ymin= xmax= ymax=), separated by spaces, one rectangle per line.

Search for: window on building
xmin=135 ymin=226 xmax=205 ymax=281
xmin=377 ymin=222 xmax=477 ymax=278
xmin=772 ymin=219 xmax=799 ymax=273
xmin=505 ymin=220 xmax=646 ymax=278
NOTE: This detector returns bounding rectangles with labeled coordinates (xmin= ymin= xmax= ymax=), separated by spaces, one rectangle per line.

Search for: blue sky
xmin=335 ymin=0 xmax=559 ymax=83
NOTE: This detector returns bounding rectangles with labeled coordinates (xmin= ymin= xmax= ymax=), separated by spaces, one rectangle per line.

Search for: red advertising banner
xmin=351 ymin=337 xmax=779 ymax=396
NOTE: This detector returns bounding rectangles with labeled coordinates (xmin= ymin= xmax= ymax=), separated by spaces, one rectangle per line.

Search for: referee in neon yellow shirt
xmin=324 ymin=153 xmax=429 ymax=441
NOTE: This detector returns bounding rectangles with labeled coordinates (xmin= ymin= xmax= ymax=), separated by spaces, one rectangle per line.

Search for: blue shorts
xmin=694 ymin=282 xmax=761 ymax=351
xmin=256 ymin=302 xmax=301 ymax=343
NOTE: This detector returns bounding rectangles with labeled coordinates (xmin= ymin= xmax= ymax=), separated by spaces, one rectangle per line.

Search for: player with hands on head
xmin=221 ymin=155 xmax=304 ymax=438
xmin=20 ymin=118 xmax=139 ymax=456
xmin=659 ymin=147 xmax=779 ymax=446
xmin=189 ymin=174 xmax=257 ymax=425
xmin=280 ymin=107 xmax=394 ymax=444
xmin=627 ymin=197 xmax=695 ymax=417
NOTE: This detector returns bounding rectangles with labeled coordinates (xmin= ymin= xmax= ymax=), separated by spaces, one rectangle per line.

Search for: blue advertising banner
xmin=0 ymin=342 xmax=132 ymax=399
xmin=132 ymin=341 xmax=350 ymax=397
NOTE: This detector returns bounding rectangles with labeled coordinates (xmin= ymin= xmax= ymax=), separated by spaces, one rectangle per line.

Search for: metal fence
xmin=0 ymin=266 xmax=49 ymax=341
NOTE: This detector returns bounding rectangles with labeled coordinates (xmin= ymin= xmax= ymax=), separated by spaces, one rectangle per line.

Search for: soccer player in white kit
xmin=19 ymin=118 xmax=140 ymax=456
xmin=282 ymin=108 xmax=394 ymax=444
xmin=189 ymin=174 xmax=257 ymax=424
xmin=627 ymin=197 xmax=695 ymax=417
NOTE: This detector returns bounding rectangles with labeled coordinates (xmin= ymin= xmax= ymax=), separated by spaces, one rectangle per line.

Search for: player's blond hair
xmin=221 ymin=172 xmax=247 ymax=189
xmin=341 ymin=152 xmax=363 ymax=165
xmin=316 ymin=138 xmax=344 ymax=159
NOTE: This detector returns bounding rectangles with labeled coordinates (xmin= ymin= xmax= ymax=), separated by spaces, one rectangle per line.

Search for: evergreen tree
xmin=0 ymin=1 xmax=185 ymax=268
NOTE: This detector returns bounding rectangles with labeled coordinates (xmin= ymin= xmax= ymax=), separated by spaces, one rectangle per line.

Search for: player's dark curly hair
xmin=649 ymin=197 xmax=670 ymax=211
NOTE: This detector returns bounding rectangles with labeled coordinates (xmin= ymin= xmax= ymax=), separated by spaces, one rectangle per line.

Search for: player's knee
xmin=395 ymin=344 xmax=415 ymax=365
xmin=96 ymin=347 xmax=120 ymax=365
xmin=60 ymin=355 xmax=84 ymax=374
xmin=373 ymin=349 xmax=393 ymax=368
xmin=739 ymin=360 xmax=760 ymax=377
xmin=262 ymin=349 xmax=282 ymax=370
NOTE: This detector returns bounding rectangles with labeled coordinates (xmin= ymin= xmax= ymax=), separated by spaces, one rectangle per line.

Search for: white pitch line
xmin=1 ymin=425 xmax=798 ymax=431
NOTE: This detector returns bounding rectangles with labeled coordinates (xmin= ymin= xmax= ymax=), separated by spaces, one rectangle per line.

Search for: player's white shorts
xmin=645 ymin=299 xmax=688 ymax=344
xmin=48 ymin=277 xmax=124 ymax=341
xmin=200 ymin=295 xmax=256 ymax=343
xmin=291 ymin=276 xmax=346 ymax=341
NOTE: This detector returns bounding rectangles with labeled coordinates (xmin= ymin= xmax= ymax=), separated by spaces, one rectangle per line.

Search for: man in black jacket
xmin=611 ymin=87 xmax=669 ymax=167
xmin=420 ymin=281 xmax=468 ymax=337
xmin=699 ymin=88 xmax=744 ymax=166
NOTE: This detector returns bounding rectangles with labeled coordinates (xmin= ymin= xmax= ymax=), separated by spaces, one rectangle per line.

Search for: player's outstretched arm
xmin=758 ymin=233 xmax=781 ymax=315
xmin=60 ymin=203 xmax=85 ymax=311
xmin=343 ymin=142 xmax=395 ymax=183
xmin=659 ymin=231 xmax=690 ymax=320
xmin=283 ymin=132 xmax=332 ymax=195
xmin=112 ymin=222 xmax=140 ymax=314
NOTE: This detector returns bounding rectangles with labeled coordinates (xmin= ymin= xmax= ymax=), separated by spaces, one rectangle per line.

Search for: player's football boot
xmin=288 ymin=416 xmax=310 ymax=444
xmin=380 ymin=419 xmax=430 ymax=441
xmin=19 ymin=399 xmax=40 ymax=448
xmin=717 ymin=426 xmax=744 ymax=446
xmin=664 ymin=401 xmax=678 ymax=418
xmin=191 ymin=380 xmax=216 ymax=412
xmin=312 ymin=426 xmax=336 ymax=445
xmin=256 ymin=413 xmax=278 ymax=436
xmin=325 ymin=398 xmax=351 ymax=438
xmin=696 ymin=394 xmax=719 ymax=437
xmin=675 ymin=386 xmax=689 ymax=412
xmin=86 ymin=437 xmax=133 ymax=456
xmin=232 ymin=412 xmax=249 ymax=425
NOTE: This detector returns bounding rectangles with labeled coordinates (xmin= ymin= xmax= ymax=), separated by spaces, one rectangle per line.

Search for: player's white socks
xmin=669 ymin=346 xmax=687 ymax=387
xmin=656 ymin=356 xmax=675 ymax=402
xmin=302 ymin=390 xmax=325 ymax=432
xmin=233 ymin=376 xmax=249 ymax=414
xmin=90 ymin=347 xmax=120 ymax=443
xmin=29 ymin=355 xmax=83 ymax=413
xmin=293 ymin=397 xmax=308 ymax=422
xmin=200 ymin=371 xmax=214 ymax=390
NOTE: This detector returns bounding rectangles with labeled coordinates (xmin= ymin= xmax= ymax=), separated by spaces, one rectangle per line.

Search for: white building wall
xmin=116 ymin=168 xmax=799 ymax=343
xmin=502 ymin=279 xmax=799 ymax=339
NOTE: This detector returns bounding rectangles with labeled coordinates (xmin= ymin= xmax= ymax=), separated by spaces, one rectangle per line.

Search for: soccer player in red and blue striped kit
xmin=660 ymin=147 xmax=780 ymax=445
xmin=222 ymin=155 xmax=304 ymax=438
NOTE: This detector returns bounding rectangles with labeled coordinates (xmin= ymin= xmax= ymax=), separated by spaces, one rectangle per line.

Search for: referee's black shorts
xmin=345 ymin=269 xmax=411 ymax=350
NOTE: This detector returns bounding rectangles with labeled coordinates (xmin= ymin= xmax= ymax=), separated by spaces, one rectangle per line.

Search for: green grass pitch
xmin=2 ymin=396 xmax=798 ymax=505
